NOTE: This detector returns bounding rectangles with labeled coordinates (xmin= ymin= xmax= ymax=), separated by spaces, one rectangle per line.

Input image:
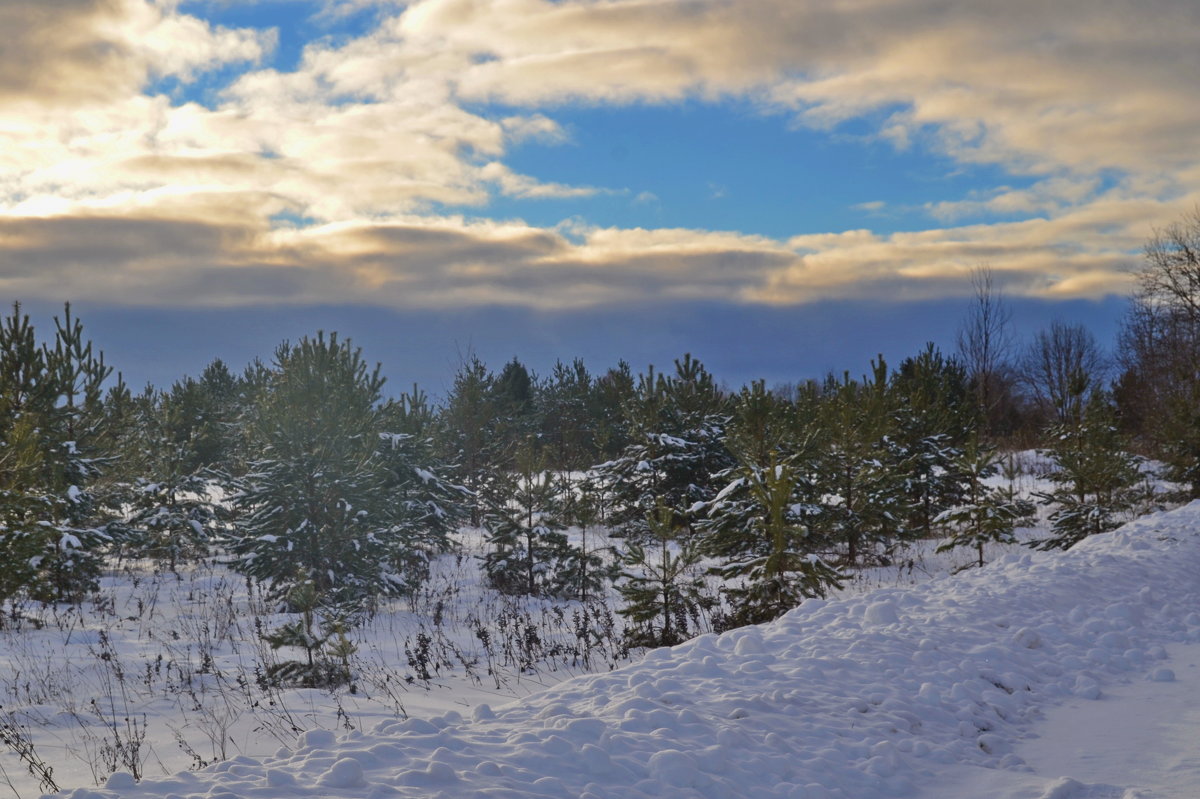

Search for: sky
xmin=2 ymin=0 xmax=1197 ymax=397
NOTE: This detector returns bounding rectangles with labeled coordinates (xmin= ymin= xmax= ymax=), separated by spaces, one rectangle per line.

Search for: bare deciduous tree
xmin=956 ymin=265 xmax=1015 ymax=437
xmin=1117 ymin=209 xmax=1200 ymax=497
xmin=1020 ymin=321 xmax=1106 ymax=426
xmin=1139 ymin=208 xmax=1200 ymax=323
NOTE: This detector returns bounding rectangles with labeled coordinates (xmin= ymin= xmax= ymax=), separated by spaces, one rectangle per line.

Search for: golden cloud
xmin=1 ymin=0 xmax=1198 ymax=315
xmin=0 ymin=194 xmax=1174 ymax=312
xmin=0 ymin=0 xmax=270 ymax=108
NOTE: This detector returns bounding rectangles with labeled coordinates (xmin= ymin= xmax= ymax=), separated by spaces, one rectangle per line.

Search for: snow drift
xmin=56 ymin=502 xmax=1200 ymax=799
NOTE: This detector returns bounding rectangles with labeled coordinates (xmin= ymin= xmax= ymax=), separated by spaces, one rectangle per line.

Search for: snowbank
xmin=57 ymin=502 xmax=1200 ymax=799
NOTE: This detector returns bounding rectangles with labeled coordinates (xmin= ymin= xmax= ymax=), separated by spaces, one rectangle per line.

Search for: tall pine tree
xmin=227 ymin=333 xmax=440 ymax=608
xmin=702 ymin=381 xmax=839 ymax=626
xmin=0 ymin=304 xmax=113 ymax=604
xmin=816 ymin=361 xmax=907 ymax=567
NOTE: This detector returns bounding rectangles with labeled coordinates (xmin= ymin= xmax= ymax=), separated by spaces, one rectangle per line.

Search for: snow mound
xmin=58 ymin=502 xmax=1200 ymax=799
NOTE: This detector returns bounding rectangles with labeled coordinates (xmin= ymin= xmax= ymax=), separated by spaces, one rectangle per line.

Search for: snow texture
xmin=54 ymin=501 xmax=1200 ymax=799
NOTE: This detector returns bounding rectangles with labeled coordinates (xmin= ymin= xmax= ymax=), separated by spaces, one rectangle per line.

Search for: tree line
xmin=1 ymin=213 xmax=1197 ymax=650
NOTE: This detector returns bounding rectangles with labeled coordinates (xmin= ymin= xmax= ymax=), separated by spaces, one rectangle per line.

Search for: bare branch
xmin=956 ymin=265 xmax=1015 ymax=435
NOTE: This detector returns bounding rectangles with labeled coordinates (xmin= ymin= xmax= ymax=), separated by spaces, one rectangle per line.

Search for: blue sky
xmin=453 ymin=100 xmax=1038 ymax=239
xmin=23 ymin=295 xmax=1124 ymax=403
xmin=176 ymin=1 xmax=382 ymax=74
xmin=1 ymin=0 xmax=1196 ymax=393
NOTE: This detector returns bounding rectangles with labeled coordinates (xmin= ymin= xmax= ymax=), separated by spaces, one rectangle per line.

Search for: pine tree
xmin=173 ymin=360 xmax=242 ymax=473
xmin=116 ymin=387 xmax=227 ymax=569
xmin=0 ymin=304 xmax=113 ymax=605
xmin=700 ymin=381 xmax=837 ymax=625
xmin=481 ymin=445 xmax=600 ymax=598
xmin=539 ymin=358 xmax=597 ymax=471
xmin=227 ymin=333 xmax=435 ymax=608
xmin=1031 ymin=392 xmax=1142 ymax=550
xmin=552 ymin=534 xmax=610 ymax=603
xmin=596 ymin=355 xmax=731 ymax=541
xmin=225 ymin=357 xmax=272 ymax=476
xmin=41 ymin=305 xmax=115 ymax=599
xmin=440 ymin=355 xmax=498 ymax=526
xmin=616 ymin=505 xmax=713 ymax=648
xmin=1153 ymin=376 xmax=1200 ymax=501
xmin=377 ymin=385 xmax=468 ymax=561
xmin=261 ymin=578 xmax=356 ymax=688
xmin=560 ymin=476 xmax=612 ymax=603
xmin=890 ymin=344 xmax=974 ymax=539
xmin=816 ymin=361 xmax=907 ymax=566
xmin=702 ymin=381 xmax=797 ymax=545
xmin=591 ymin=361 xmax=635 ymax=465
xmin=706 ymin=451 xmax=842 ymax=627
xmin=894 ymin=429 xmax=963 ymax=537
xmin=490 ymin=357 xmax=539 ymax=462
xmin=0 ymin=413 xmax=57 ymax=604
xmin=935 ymin=438 xmax=1031 ymax=568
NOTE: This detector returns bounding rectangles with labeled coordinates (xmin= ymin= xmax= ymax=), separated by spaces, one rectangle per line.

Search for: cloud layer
xmin=2 ymin=0 xmax=1198 ymax=311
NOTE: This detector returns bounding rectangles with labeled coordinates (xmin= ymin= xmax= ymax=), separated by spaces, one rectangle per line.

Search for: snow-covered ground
xmin=0 ymin=508 xmax=1041 ymax=799
xmin=19 ymin=497 xmax=1198 ymax=799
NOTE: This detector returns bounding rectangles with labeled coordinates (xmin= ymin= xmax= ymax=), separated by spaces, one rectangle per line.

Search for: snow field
xmin=54 ymin=501 xmax=1200 ymax=799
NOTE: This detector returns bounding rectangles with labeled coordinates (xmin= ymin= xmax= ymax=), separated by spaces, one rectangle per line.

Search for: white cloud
xmin=479 ymin=163 xmax=602 ymax=200
xmin=390 ymin=0 xmax=1200 ymax=180
xmin=1 ymin=0 xmax=1199 ymax=315
xmin=925 ymin=176 xmax=1106 ymax=222
xmin=0 ymin=0 xmax=272 ymax=108
xmin=4 ymin=193 xmax=1180 ymax=313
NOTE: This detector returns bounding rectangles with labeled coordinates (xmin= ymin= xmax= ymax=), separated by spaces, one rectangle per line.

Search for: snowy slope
xmin=55 ymin=502 xmax=1200 ymax=799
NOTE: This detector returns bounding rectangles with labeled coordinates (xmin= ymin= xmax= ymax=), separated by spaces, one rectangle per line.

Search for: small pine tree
xmin=935 ymin=439 xmax=1031 ymax=568
xmin=554 ymin=532 xmax=610 ymax=603
xmin=616 ymin=505 xmax=713 ymax=648
xmin=706 ymin=452 xmax=842 ymax=627
xmin=439 ymin=356 xmax=499 ymax=526
xmin=116 ymin=387 xmax=227 ymax=569
xmin=481 ymin=447 xmax=599 ymax=598
xmin=377 ymin=385 xmax=468 ymax=581
xmin=816 ymin=361 xmax=908 ymax=566
xmin=261 ymin=578 xmax=355 ymax=688
xmin=596 ymin=356 xmax=731 ymax=542
xmin=891 ymin=344 xmax=974 ymax=539
xmin=591 ymin=361 xmax=636 ymax=464
xmin=489 ymin=357 xmax=540 ymax=464
xmin=1031 ymin=392 xmax=1142 ymax=550
xmin=895 ymin=430 xmax=965 ymax=538
xmin=539 ymin=358 xmax=598 ymax=471
xmin=561 ymin=476 xmax=615 ymax=603
xmin=1157 ymin=379 xmax=1200 ymax=501
xmin=997 ymin=452 xmax=1037 ymax=526
xmin=123 ymin=476 xmax=224 ymax=569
